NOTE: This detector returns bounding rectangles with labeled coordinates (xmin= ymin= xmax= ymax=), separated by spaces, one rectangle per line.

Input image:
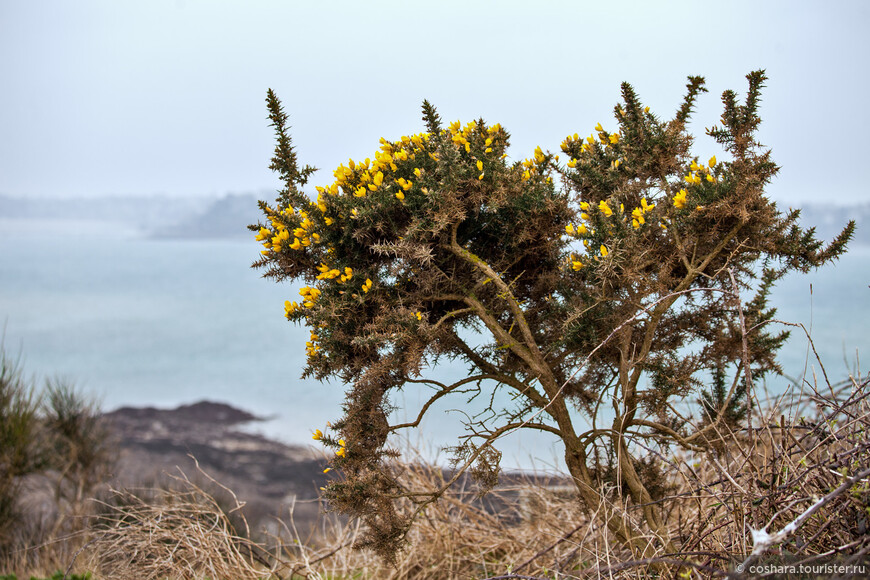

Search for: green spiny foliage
xmin=252 ymin=71 xmax=854 ymax=560
xmin=0 ymin=345 xmax=114 ymax=562
xmin=0 ymin=348 xmax=44 ymax=546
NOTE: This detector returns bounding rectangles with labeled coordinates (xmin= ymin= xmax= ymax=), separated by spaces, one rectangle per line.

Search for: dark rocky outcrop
xmin=103 ymin=400 xmax=330 ymax=537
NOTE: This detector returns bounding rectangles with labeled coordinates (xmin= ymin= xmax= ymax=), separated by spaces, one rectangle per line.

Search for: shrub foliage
xmin=252 ymin=71 xmax=853 ymax=559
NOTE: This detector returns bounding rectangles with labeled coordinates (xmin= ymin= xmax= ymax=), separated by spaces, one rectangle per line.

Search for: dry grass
xmin=268 ymin=365 xmax=870 ymax=579
xmin=5 ymin=365 xmax=867 ymax=579
xmin=83 ymin=465 xmax=276 ymax=580
xmin=273 ymin=465 xmax=609 ymax=580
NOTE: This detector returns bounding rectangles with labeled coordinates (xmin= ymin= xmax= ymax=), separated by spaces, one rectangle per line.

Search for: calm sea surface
xmin=1 ymin=219 xmax=867 ymax=469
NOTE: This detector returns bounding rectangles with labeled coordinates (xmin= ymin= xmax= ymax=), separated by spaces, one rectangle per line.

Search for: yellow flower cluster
xmin=317 ymin=264 xmax=353 ymax=282
xmin=563 ymin=195 xmax=659 ymax=270
xmin=312 ymin=427 xmax=347 ymax=464
xmin=572 ymin=197 xmax=656 ymax=232
xmin=684 ymin=156 xmax=719 ymax=186
xmin=674 ymin=156 xmax=717 ymax=209
xmin=256 ymin=206 xmax=321 ymax=255
xmin=326 ymin=132 xmax=430 ymax=201
xmin=447 ymin=119 xmax=502 ymax=155
xmin=305 ymin=330 xmax=320 ymax=357
xmin=299 ymin=286 xmax=322 ymax=308
xmin=449 ymin=119 xmax=475 ymax=153
xmin=445 ymin=118 xmax=521 ymax=182
xmin=362 ymin=278 xmax=373 ymax=293
xmin=395 ymin=177 xmax=412 ymax=200
xmin=284 ymin=285 xmax=324 ymax=319
xmin=565 ymin=222 xmax=588 ymax=236
xmin=631 ymin=198 xmax=655 ymax=229
xmin=560 ymin=122 xmax=622 ymax=169
xmin=520 ymin=145 xmax=549 ymax=181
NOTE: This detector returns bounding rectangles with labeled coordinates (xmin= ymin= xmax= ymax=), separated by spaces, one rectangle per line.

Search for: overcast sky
xmin=2 ymin=0 xmax=869 ymax=205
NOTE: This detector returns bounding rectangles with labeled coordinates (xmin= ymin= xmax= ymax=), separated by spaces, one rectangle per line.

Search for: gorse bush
xmin=251 ymin=71 xmax=854 ymax=560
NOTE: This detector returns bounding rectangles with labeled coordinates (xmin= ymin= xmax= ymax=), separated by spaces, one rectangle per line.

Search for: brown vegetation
xmin=4 ymin=353 xmax=864 ymax=579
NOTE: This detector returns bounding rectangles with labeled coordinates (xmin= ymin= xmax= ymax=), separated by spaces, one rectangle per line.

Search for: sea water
xmin=1 ymin=219 xmax=867 ymax=470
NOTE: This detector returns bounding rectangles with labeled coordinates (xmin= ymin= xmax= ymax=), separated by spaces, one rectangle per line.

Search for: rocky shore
xmin=103 ymin=400 xmax=331 ymax=536
xmin=102 ymin=400 xmax=573 ymax=538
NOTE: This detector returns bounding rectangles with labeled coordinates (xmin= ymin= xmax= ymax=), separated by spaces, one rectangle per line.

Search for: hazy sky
xmin=2 ymin=0 xmax=869 ymax=205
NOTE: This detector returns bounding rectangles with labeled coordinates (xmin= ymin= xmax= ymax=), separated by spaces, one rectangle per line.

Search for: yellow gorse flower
xmin=600 ymin=245 xmax=609 ymax=257
xmin=312 ymin=429 xmax=323 ymax=440
xmin=640 ymin=198 xmax=654 ymax=213
xmin=284 ymin=300 xmax=300 ymax=318
xmin=673 ymin=188 xmax=688 ymax=209
xmin=598 ymin=200 xmax=613 ymax=217
xmin=631 ymin=207 xmax=645 ymax=229
xmin=316 ymin=263 xmax=342 ymax=281
xmin=299 ymin=286 xmax=322 ymax=308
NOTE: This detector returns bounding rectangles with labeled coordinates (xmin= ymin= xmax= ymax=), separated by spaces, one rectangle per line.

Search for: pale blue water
xmin=1 ymin=219 xmax=867 ymax=469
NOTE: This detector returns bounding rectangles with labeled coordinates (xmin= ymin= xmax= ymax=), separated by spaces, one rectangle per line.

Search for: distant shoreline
xmin=1 ymin=193 xmax=866 ymax=245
